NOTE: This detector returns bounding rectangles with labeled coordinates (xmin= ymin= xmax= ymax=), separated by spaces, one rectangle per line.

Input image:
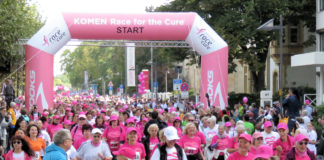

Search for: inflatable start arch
xmin=25 ymin=12 xmax=228 ymax=111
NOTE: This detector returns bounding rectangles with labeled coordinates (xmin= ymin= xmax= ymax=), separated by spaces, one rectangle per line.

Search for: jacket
xmin=5 ymin=150 xmax=32 ymax=160
xmin=43 ymin=143 xmax=67 ymax=160
xmin=282 ymin=95 xmax=301 ymax=118
xmin=285 ymin=147 xmax=316 ymax=160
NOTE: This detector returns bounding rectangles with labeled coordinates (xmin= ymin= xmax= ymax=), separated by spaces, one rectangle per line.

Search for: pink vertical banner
xmin=25 ymin=45 xmax=53 ymax=112
xmin=142 ymin=69 xmax=150 ymax=90
xmin=200 ymin=47 xmax=228 ymax=110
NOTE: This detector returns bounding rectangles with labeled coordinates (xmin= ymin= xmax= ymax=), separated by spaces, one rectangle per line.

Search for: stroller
xmin=317 ymin=129 xmax=324 ymax=160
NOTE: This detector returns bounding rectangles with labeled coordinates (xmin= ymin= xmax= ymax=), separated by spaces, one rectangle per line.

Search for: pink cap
xmin=143 ymin=118 xmax=149 ymax=122
xmin=239 ymin=133 xmax=252 ymax=142
xmin=66 ymin=108 xmax=71 ymax=111
xmin=119 ymin=109 xmax=125 ymax=112
xmin=113 ymin=147 xmax=136 ymax=159
xmin=159 ymin=109 xmax=164 ymax=114
xmin=277 ymin=123 xmax=288 ymax=130
xmin=64 ymin=120 xmax=72 ymax=125
xmin=295 ymin=134 xmax=309 ymax=142
xmin=126 ymin=118 xmax=135 ymax=124
xmin=78 ymin=114 xmax=86 ymax=119
xmin=100 ymin=109 xmax=106 ymax=113
xmin=53 ymin=115 xmax=60 ymax=119
xmin=305 ymin=99 xmax=310 ymax=105
xmin=254 ymin=145 xmax=273 ymax=159
xmin=110 ymin=115 xmax=118 ymax=121
xmin=42 ymin=112 xmax=49 ymax=117
xmin=68 ymin=112 xmax=74 ymax=116
xmin=252 ymin=132 xmax=263 ymax=139
xmin=225 ymin=122 xmax=231 ymax=127
xmin=264 ymin=121 xmax=273 ymax=128
xmin=174 ymin=117 xmax=181 ymax=121
xmin=126 ymin=127 xmax=138 ymax=134
xmin=83 ymin=104 xmax=89 ymax=108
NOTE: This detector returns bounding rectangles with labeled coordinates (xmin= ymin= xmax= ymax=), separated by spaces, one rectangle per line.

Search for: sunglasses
xmin=93 ymin=135 xmax=101 ymax=138
xmin=13 ymin=141 xmax=21 ymax=144
xmin=298 ymin=142 xmax=308 ymax=145
xmin=256 ymin=137 xmax=263 ymax=141
xmin=188 ymin=119 xmax=195 ymax=122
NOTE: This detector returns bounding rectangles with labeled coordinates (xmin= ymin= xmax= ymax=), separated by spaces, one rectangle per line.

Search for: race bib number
xmin=33 ymin=151 xmax=40 ymax=160
xmin=134 ymin=152 xmax=140 ymax=160
xmin=110 ymin=141 xmax=119 ymax=149
xmin=185 ymin=147 xmax=197 ymax=155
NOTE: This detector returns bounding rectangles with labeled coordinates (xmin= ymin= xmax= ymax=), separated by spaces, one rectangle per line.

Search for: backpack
xmin=158 ymin=143 xmax=183 ymax=160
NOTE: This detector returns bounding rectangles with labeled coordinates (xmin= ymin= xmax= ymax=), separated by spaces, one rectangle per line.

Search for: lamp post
xmin=257 ymin=15 xmax=283 ymax=106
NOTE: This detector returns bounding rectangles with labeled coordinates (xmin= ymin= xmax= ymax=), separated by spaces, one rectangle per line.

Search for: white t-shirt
xmin=203 ymin=125 xmax=219 ymax=144
xmin=67 ymin=145 xmax=77 ymax=160
xmin=307 ymin=130 xmax=317 ymax=154
xmin=13 ymin=151 xmax=25 ymax=160
xmin=77 ymin=140 xmax=112 ymax=160
xmin=262 ymin=131 xmax=279 ymax=147
xmin=151 ymin=146 xmax=187 ymax=160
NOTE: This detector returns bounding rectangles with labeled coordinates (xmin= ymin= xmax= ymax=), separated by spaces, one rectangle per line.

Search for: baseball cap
xmin=109 ymin=115 xmax=118 ymax=121
xmin=66 ymin=108 xmax=71 ymax=111
xmin=174 ymin=117 xmax=181 ymax=121
xmin=42 ymin=112 xmax=49 ymax=117
xmin=126 ymin=118 xmax=135 ymax=124
xmin=143 ymin=118 xmax=149 ymax=122
xmin=164 ymin=126 xmax=179 ymax=141
xmin=78 ymin=114 xmax=86 ymax=119
xmin=126 ymin=127 xmax=138 ymax=135
xmin=68 ymin=112 xmax=74 ymax=116
xmin=264 ymin=121 xmax=273 ymax=128
xmin=277 ymin=123 xmax=288 ymax=130
xmin=305 ymin=99 xmax=310 ymax=105
xmin=252 ymin=132 xmax=263 ymax=139
xmin=295 ymin=134 xmax=309 ymax=142
xmin=113 ymin=147 xmax=136 ymax=159
xmin=225 ymin=122 xmax=231 ymax=127
xmin=64 ymin=120 xmax=72 ymax=125
xmin=254 ymin=145 xmax=273 ymax=159
xmin=91 ymin=128 xmax=103 ymax=135
xmin=239 ymin=133 xmax=252 ymax=142
xmin=53 ymin=115 xmax=60 ymax=119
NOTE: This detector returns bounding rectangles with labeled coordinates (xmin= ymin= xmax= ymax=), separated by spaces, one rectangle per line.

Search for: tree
xmin=155 ymin=0 xmax=315 ymax=92
xmin=0 ymin=0 xmax=42 ymax=79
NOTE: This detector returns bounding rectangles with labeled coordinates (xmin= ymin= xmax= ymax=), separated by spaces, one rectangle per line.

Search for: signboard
xmin=260 ymin=90 xmax=272 ymax=107
xmin=120 ymin=84 xmax=124 ymax=94
xmin=126 ymin=43 xmax=136 ymax=87
xmin=173 ymin=79 xmax=182 ymax=91
xmin=108 ymin=86 xmax=113 ymax=95
xmin=180 ymin=82 xmax=189 ymax=92
xmin=153 ymin=82 xmax=158 ymax=93
xmin=181 ymin=91 xmax=189 ymax=99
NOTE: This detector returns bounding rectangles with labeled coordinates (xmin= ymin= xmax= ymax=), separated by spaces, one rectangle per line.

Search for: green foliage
xmin=312 ymin=103 xmax=324 ymax=138
xmin=0 ymin=0 xmax=42 ymax=77
xmin=54 ymin=74 xmax=71 ymax=88
xmin=228 ymin=92 xmax=260 ymax=108
xmin=155 ymin=0 xmax=315 ymax=92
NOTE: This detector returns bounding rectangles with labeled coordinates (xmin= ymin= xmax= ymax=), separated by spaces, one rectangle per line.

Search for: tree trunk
xmin=251 ymin=65 xmax=266 ymax=92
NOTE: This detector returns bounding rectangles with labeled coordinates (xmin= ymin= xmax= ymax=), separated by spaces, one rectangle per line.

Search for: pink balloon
xmin=243 ymin=96 xmax=248 ymax=104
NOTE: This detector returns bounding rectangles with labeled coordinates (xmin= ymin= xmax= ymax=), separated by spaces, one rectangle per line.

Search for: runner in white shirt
xmin=203 ymin=116 xmax=218 ymax=145
xmin=261 ymin=121 xmax=279 ymax=148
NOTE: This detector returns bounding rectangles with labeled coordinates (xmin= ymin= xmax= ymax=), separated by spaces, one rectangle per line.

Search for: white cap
xmin=91 ymin=128 xmax=103 ymax=135
xmin=10 ymin=102 xmax=16 ymax=107
xmin=164 ymin=126 xmax=179 ymax=141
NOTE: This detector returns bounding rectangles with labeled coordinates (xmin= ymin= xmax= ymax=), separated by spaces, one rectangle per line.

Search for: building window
xmin=320 ymin=32 xmax=324 ymax=51
xmin=321 ymin=0 xmax=324 ymax=11
xmin=290 ymin=27 xmax=298 ymax=43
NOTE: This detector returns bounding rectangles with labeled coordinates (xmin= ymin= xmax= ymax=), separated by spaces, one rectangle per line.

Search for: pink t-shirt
xmin=122 ymin=142 xmax=146 ymax=159
xmin=74 ymin=136 xmax=91 ymax=150
xmin=179 ymin=135 xmax=202 ymax=155
xmin=272 ymin=136 xmax=295 ymax=160
xmin=167 ymin=122 xmax=173 ymax=126
xmin=47 ymin=124 xmax=63 ymax=139
xmin=71 ymin=125 xmax=83 ymax=145
xmin=249 ymin=146 xmax=257 ymax=155
xmin=176 ymin=127 xmax=182 ymax=138
xmin=103 ymin=126 xmax=124 ymax=152
xmin=195 ymin=131 xmax=206 ymax=144
xmin=227 ymin=151 xmax=255 ymax=160
xmin=295 ymin=154 xmax=311 ymax=160
xmin=230 ymin=137 xmax=239 ymax=149
xmin=149 ymin=137 xmax=159 ymax=157
xmin=210 ymin=135 xmax=230 ymax=151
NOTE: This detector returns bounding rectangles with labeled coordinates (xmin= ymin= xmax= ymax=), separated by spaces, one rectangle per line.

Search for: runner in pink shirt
xmin=227 ymin=124 xmax=245 ymax=154
xmin=210 ymin=125 xmax=231 ymax=160
xmin=227 ymin=134 xmax=255 ymax=160
xmin=285 ymin=134 xmax=316 ymax=160
xmin=102 ymin=115 xmax=124 ymax=153
xmin=178 ymin=123 xmax=204 ymax=160
xmin=71 ymin=114 xmax=87 ymax=145
xmin=273 ymin=123 xmax=295 ymax=160
xmin=173 ymin=117 xmax=182 ymax=138
xmin=46 ymin=115 xmax=63 ymax=139
xmin=250 ymin=132 xmax=264 ymax=154
xmin=121 ymin=127 xmax=146 ymax=160
xmin=74 ymin=123 xmax=92 ymax=150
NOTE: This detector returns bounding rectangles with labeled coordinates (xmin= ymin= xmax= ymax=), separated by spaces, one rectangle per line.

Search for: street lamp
xmin=257 ymin=15 xmax=283 ymax=106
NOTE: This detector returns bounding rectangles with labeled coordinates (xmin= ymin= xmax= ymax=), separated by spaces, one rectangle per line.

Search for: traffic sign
xmin=173 ymin=79 xmax=182 ymax=91
xmin=180 ymin=82 xmax=189 ymax=92
xmin=120 ymin=84 xmax=124 ymax=89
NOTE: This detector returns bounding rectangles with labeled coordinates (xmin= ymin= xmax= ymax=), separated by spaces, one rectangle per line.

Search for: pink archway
xmin=25 ymin=12 xmax=228 ymax=111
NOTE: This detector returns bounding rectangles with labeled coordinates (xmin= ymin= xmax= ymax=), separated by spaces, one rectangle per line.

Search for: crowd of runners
xmin=0 ymin=84 xmax=324 ymax=160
